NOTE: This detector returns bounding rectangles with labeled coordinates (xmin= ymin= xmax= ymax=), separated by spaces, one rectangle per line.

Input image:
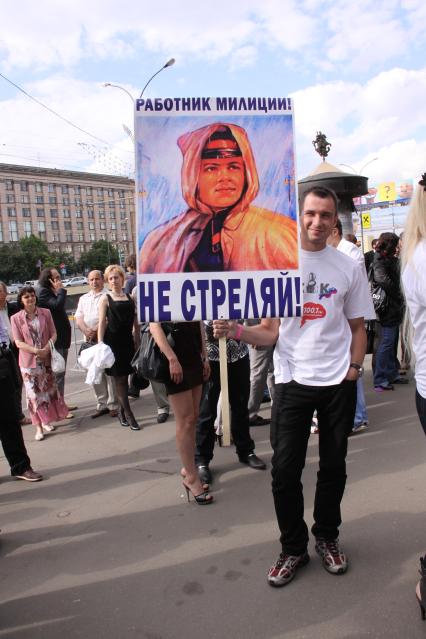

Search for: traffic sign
xmin=362 ymin=213 xmax=371 ymax=229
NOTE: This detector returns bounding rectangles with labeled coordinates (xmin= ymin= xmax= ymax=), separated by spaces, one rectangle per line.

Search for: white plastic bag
xmin=78 ymin=342 xmax=115 ymax=385
xmin=48 ymin=339 xmax=66 ymax=373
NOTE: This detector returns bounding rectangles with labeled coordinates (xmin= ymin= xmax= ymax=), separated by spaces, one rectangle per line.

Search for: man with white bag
xmin=75 ymin=271 xmax=118 ymax=418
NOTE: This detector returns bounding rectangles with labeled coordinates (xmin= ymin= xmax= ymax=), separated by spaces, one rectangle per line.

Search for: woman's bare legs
xmin=169 ymin=384 xmax=209 ymax=497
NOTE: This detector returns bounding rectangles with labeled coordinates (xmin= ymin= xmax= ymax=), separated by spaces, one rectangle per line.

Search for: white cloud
xmin=0 ymin=0 xmax=421 ymax=74
xmin=291 ymin=66 xmax=426 ymax=181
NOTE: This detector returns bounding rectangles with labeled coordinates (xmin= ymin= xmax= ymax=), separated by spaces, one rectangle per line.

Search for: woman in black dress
xmin=150 ymin=321 xmax=212 ymax=504
xmin=98 ymin=265 xmax=140 ymax=431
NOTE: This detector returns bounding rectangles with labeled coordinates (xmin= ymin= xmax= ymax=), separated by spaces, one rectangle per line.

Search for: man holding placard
xmin=214 ymin=185 xmax=369 ymax=587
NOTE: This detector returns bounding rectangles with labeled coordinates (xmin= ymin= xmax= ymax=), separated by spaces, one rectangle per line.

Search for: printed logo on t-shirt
xmin=319 ymin=284 xmax=337 ymax=300
xmin=300 ymin=301 xmax=326 ymax=326
xmin=305 ymin=272 xmax=317 ymax=294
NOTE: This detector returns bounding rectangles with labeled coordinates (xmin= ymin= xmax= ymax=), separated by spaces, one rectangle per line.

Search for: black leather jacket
xmin=372 ymin=253 xmax=404 ymax=326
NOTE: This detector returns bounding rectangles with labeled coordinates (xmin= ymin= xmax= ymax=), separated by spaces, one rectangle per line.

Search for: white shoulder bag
xmin=48 ymin=339 xmax=66 ymax=374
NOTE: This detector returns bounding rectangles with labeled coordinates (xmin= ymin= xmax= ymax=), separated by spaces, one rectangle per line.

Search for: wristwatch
xmin=349 ymin=363 xmax=364 ymax=377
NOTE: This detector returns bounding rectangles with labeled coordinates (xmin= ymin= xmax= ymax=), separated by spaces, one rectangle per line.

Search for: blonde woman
xmin=401 ymin=174 xmax=426 ymax=619
xmin=98 ymin=265 xmax=139 ymax=431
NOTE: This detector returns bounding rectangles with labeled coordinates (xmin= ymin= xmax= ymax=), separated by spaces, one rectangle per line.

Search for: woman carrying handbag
xmin=11 ymin=286 xmax=68 ymax=441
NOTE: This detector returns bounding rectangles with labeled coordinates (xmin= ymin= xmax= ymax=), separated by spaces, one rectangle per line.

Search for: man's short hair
xmin=124 ymin=254 xmax=136 ymax=270
xmin=88 ymin=270 xmax=103 ymax=279
xmin=300 ymin=186 xmax=339 ymax=215
xmin=334 ymin=218 xmax=343 ymax=236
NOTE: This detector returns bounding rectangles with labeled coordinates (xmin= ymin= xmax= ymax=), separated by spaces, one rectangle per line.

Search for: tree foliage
xmin=0 ymin=235 xmax=79 ymax=283
xmin=78 ymin=240 xmax=119 ymax=272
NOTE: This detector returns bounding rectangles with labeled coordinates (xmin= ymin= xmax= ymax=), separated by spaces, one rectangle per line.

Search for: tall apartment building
xmin=0 ymin=163 xmax=136 ymax=261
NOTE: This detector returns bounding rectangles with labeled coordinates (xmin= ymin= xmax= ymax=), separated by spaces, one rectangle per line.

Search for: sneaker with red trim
xmin=315 ymin=538 xmax=348 ymax=574
xmin=267 ymin=551 xmax=310 ymax=587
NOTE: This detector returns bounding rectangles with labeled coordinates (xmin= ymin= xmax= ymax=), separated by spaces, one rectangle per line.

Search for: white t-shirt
xmin=337 ymin=238 xmax=376 ymax=320
xmin=274 ymin=246 xmax=369 ymax=386
xmin=337 ymin=237 xmax=364 ymax=266
xmin=402 ymin=240 xmax=426 ymax=398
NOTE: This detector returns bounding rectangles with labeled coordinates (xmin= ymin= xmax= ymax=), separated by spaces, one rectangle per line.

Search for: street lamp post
xmin=103 ymin=59 xmax=176 ymax=260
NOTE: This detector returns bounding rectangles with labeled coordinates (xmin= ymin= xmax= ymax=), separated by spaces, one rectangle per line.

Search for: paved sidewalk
xmin=1 ymin=356 xmax=425 ymax=638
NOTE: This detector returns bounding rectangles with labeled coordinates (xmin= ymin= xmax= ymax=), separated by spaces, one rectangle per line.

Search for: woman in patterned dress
xmin=11 ymin=286 xmax=68 ymax=441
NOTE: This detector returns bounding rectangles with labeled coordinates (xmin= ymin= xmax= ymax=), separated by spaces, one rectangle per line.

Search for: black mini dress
xmin=104 ymin=294 xmax=135 ymax=376
xmin=165 ymin=322 xmax=203 ymax=395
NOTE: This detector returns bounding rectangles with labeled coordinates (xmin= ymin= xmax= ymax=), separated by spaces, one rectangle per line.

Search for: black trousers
xmin=415 ymin=389 xmax=426 ymax=436
xmin=195 ymin=355 xmax=255 ymax=465
xmin=271 ymin=380 xmax=357 ymax=555
xmin=0 ymin=372 xmax=30 ymax=476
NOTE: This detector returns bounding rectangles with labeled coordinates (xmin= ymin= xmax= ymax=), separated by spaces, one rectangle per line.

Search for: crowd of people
xmin=1 ymin=179 xmax=425 ymax=610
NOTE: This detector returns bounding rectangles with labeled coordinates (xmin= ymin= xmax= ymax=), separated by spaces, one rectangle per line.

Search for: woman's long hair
xmin=400 ymin=182 xmax=426 ymax=364
xmin=38 ymin=267 xmax=55 ymax=290
xmin=401 ymin=184 xmax=426 ymax=271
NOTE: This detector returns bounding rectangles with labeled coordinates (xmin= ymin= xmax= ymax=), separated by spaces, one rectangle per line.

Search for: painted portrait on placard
xmin=138 ymin=117 xmax=298 ymax=273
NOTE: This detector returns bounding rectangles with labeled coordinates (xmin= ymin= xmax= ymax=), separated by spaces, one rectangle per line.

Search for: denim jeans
xmin=373 ymin=325 xmax=399 ymax=387
xmin=195 ymin=355 xmax=255 ymax=465
xmin=354 ymin=377 xmax=368 ymax=425
xmin=271 ymin=379 xmax=357 ymax=555
xmin=415 ymin=389 xmax=426 ymax=436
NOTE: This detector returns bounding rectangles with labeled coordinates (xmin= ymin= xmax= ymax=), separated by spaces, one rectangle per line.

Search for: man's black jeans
xmin=271 ymin=379 xmax=357 ymax=555
xmin=195 ymin=355 xmax=255 ymax=465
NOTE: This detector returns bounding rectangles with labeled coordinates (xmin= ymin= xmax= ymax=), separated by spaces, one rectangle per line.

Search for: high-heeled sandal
xmin=182 ymin=482 xmax=214 ymax=505
xmin=180 ymin=468 xmax=209 ymax=491
xmin=416 ymin=555 xmax=426 ymax=620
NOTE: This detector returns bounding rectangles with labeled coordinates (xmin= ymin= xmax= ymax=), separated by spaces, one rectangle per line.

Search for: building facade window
xmin=6 ymin=194 xmax=15 ymax=203
xmin=65 ymin=233 xmax=73 ymax=242
xmin=20 ymin=181 xmax=29 ymax=192
xmin=62 ymin=197 xmax=69 ymax=205
xmin=87 ymin=211 xmax=94 ymax=219
xmin=49 ymin=209 xmax=57 ymax=218
xmin=108 ymin=189 xmax=114 ymax=197
xmin=38 ymin=209 xmax=46 ymax=217
xmin=76 ymin=221 xmax=83 ymax=230
xmin=35 ymin=182 xmax=43 ymax=192
xmin=86 ymin=186 xmax=92 ymax=195
xmin=0 ymin=224 xmax=3 ymax=241
xmin=76 ymin=209 xmax=82 ymax=218
xmin=120 ymin=211 xmax=127 ymax=220
xmin=89 ymin=233 xmax=95 ymax=241
xmin=61 ymin=185 xmax=69 ymax=194
xmin=75 ymin=185 xmax=81 ymax=195
xmin=110 ymin=232 xmax=117 ymax=241
xmin=77 ymin=232 xmax=84 ymax=242
xmin=51 ymin=221 xmax=59 ymax=230
xmin=36 ymin=195 xmax=44 ymax=204
xmin=22 ymin=208 xmax=31 ymax=217
xmin=38 ymin=221 xmax=46 ymax=240
xmin=48 ymin=183 xmax=56 ymax=193
xmin=21 ymin=195 xmax=29 ymax=204
xmin=99 ymin=210 xmax=105 ymax=219
xmin=24 ymin=221 xmax=32 ymax=237
xmin=52 ymin=233 xmax=60 ymax=242
xmin=100 ymin=222 xmax=106 ymax=230
xmin=88 ymin=221 xmax=95 ymax=230
xmin=111 ymin=222 xmax=116 ymax=230
xmin=9 ymin=220 xmax=18 ymax=241
xmin=49 ymin=196 xmax=57 ymax=204
xmin=7 ymin=207 xmax=16 ymax=217
xmin=5 ymin=179 xmax=13 ymax=190
xmin=63 ymin=209 xmax=70 ymax=218
xmin=64 ymin=221 xmax=72 ymax=230
xmin=97 ymin=188 xmax=103 ymax=197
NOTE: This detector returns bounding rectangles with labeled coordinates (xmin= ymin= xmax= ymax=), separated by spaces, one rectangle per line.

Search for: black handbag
xmin=78 ymin=339 xmax=96 ymax=356
xmin=365 ymin=320 xmax=375 ymax=355
xmin=132 ymin=323 xmax=175 ymax=384
xmin=368 ymin=264 xmax=388 ymax=318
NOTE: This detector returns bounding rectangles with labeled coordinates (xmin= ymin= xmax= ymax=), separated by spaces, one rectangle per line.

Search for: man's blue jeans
xmin=373 ymin=325 xmax=399 ymax=387
xmin=354 ymin=377 xmax=368 ymax=425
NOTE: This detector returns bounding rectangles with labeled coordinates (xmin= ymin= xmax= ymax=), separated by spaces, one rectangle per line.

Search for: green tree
xmin=78 ymin=240 xmax=119 ymax=272
xmin=19 ymin=235 xmax=50 ymax=279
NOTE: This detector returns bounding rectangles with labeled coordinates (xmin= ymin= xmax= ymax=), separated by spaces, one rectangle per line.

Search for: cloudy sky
xmin=0 ymin=0 xmax=424 ymax=184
